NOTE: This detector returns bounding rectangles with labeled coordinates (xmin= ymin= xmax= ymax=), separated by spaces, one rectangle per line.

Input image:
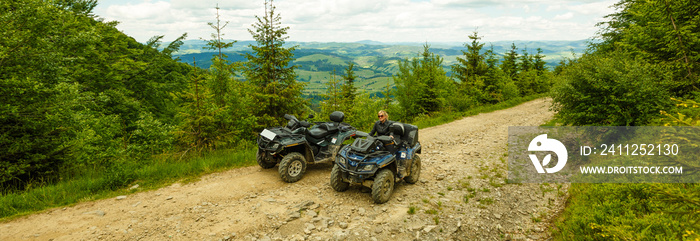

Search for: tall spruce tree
xmin=244 ymin=0 xmax=305 ymax=128
xmin=339 ymin=62 xmax=358 ymax=116
xmin=533 ymin=48 xmax=547 ymax=73
xmin=340 ymin=62 xmax=358 ymax=104
xmin=501 ymin=43 xmax=519 ymax=78
xmin=202 ymin=4 xmax=237 ymax=108
xmin=451 ymin=31 xmax=488 ymax=103
xmin=319 ymin=71 xmax=342 ymax=119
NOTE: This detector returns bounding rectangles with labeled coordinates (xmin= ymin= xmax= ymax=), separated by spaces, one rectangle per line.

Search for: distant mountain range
xmin=171 ymin=39 xmax=593 ymax=94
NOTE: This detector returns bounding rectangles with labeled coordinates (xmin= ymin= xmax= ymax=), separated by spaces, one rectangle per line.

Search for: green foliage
xmin=551 ymin=51 xmax=672 ymax=126
xmin=452 ymin=32 xmax=489 ymax=104
xmin=393 ymin=44 xmax=450 ymax=120
xmin=244 ymin=0 xmax=306 ymax=128
xmin=554 ymin=183 xmax=700 ymax=241
xmin=501 ymin=43 xmax=519 ymax=79
xmin=318 ymin=64 xmax=384 ymax=132
xmin=0 ymin=77 xmax=67 ymax=186
xmin=595 ymin=0 xmax=700 ymax=94
xmin=319 ymin=71 xmax=343 ymax=119
xmin=0 ymin=0 xmax=191 ymax=188
xmin=175 ymin=5 xmax=256 ymax=151
xmin=340 ymin=62 xmax=359 ymax=108
xmin=176 ymin=69 xmax=221 ymax=151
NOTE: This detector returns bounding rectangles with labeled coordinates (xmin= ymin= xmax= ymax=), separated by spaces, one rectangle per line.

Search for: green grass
xmin=407 ymin=206 xmax=417 ymax=215
xmin=553 ymin=183 xmax=700 ymax=241
xmin=0 ymin=147 xmax=256 ymax=220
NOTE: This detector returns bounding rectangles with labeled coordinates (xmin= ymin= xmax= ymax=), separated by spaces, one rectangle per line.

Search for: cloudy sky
xmin=93 ymin=0 xmax=618 ymax=43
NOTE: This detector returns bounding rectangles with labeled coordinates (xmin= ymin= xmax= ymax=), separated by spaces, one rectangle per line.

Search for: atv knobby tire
xmin=278 ymin=152 xmax=307 ymax=183
xmin=371 ymin=169 xmax=395 ymax=204
xmin=330 ymin=164 xmax=349 ymax=192
xmin=256 ymin=149 xmax=276 ymax=169
xmin=404 ymin=154 xmax=421 ymax=184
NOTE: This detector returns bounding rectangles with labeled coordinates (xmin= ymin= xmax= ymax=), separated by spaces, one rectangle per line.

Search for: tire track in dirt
xmin=0 ymin=98 xmax=561 ymax=241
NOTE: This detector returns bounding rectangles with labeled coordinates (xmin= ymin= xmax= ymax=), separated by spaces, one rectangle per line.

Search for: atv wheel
xmin=256 ymin=149 xmax=276 ymax=169
xmin=330 ymin=164 xmax=349 ymax=192
xmin=278 ymin=152 xmax=307 ymax=183
xmin=404 ymin=155 xmax=421 ymax=184
xmin=371 ymin=169 xmax=395 ymax=204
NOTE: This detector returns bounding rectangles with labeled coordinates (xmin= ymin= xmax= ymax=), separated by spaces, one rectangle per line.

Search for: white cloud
xmin=565 ymin=0 xmax=616 ymax=15
xmin=94 ymin=0 xmax=618 ymax=43
xmin=554 ymin=12 xmax=575 ymax=20
xmin=106 ymin=1 xmax=171 ymax=20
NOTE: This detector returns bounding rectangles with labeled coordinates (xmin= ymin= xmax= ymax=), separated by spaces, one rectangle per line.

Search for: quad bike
xmin=331 ymin=122 xmax=421 ymax=203
xmin=256 ymin=111 xmax=358 ymax=183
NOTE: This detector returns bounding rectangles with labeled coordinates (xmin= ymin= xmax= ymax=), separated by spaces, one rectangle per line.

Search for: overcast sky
xmin=92 ymin=0 xmax=618 ymax=43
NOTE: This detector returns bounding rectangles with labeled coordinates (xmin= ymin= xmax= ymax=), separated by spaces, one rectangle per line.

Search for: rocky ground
xmin=0 ymin=98 xmax=566 ymax=241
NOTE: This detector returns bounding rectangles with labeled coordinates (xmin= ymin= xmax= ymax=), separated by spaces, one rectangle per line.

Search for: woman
xmin=369 ymin=110 xmax=394 ymax=137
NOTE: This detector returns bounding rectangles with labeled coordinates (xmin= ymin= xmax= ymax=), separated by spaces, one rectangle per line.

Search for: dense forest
xmin=1 ymin=0 xmax=699 ymax=239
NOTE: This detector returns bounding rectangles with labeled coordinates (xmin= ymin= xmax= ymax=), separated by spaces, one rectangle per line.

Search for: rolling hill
xmin=171 ymin=40 xmax=591 ymax=94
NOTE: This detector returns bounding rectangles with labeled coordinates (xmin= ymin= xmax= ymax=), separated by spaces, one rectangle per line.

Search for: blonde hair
xmin=378 ymin=110 xmax=388 ymax=118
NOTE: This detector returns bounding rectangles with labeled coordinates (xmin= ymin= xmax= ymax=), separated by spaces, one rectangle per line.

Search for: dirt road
xmin=1 ymin=98 xmax=563 ymax=241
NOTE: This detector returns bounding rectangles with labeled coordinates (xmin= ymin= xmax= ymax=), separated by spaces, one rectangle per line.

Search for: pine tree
xmin=319 ymin=70 xmax=342 ymax=119
xmin=501 ymin=43 xmax=519 ymax=78
xmin=451 ymin=32 xmax=488 ymax=100
xmin=340 ymin=62 xmax=358 ymax=104
xmin=533 ymin=48 xmax=547 ymax=73
xmin=518 ymin=48 xmax=534 ymax=72
xmin=244 ymin=0 xmax=306 ymax=128
xmin=418 ymin=44 xmax=446 ymax=113
xmin=176 ymin=68 xmax=218 ymax=151
xmin=202 ymin=4 xmax=237 ymax=108
xmin=394 ymin=44 xmax=448 ymax=119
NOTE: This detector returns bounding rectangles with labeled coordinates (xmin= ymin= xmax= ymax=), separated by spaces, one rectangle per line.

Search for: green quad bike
xmin=256 ymin=111 xmax=360 ymax=182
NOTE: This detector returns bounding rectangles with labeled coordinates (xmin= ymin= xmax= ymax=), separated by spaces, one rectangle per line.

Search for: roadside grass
xmin=412 ymin=94 xmax=548 ymax=129
xmin=553 ymin=183 xmax=700 ymax=241
xmin=0 ymin=147 xmax=256 ymax=220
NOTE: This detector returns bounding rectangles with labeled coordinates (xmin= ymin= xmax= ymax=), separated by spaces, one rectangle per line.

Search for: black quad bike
xmin=256 ymin=111 xmax=358 ymax=183
xmin=331 ymin=122 xmax=421 ymax=203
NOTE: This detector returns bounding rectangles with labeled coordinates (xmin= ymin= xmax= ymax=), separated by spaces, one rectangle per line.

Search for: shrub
xmin=551 ymin=51 xmax=672 ymax=126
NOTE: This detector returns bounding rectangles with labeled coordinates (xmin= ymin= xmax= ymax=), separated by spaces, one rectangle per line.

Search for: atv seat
xmin=308 ymin=122 xmax=340 ymax=139
xmin=307 ymin=111 xmax=347 ymax=139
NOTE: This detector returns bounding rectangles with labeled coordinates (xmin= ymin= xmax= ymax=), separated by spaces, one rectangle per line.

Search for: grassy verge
xmin=553 ymin=183 xmax=699 ymax=240
xmin=412 ymin=94 xmax=548 ymax=129
xmin=0 ymin=147 xmax=256 ymax=220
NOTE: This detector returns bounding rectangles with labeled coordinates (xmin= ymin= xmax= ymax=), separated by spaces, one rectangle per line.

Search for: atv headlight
xmin=271 ymin=143 xmax=279 ymax=149
xmin=362 ymin=164 xmax=375 ymax=172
